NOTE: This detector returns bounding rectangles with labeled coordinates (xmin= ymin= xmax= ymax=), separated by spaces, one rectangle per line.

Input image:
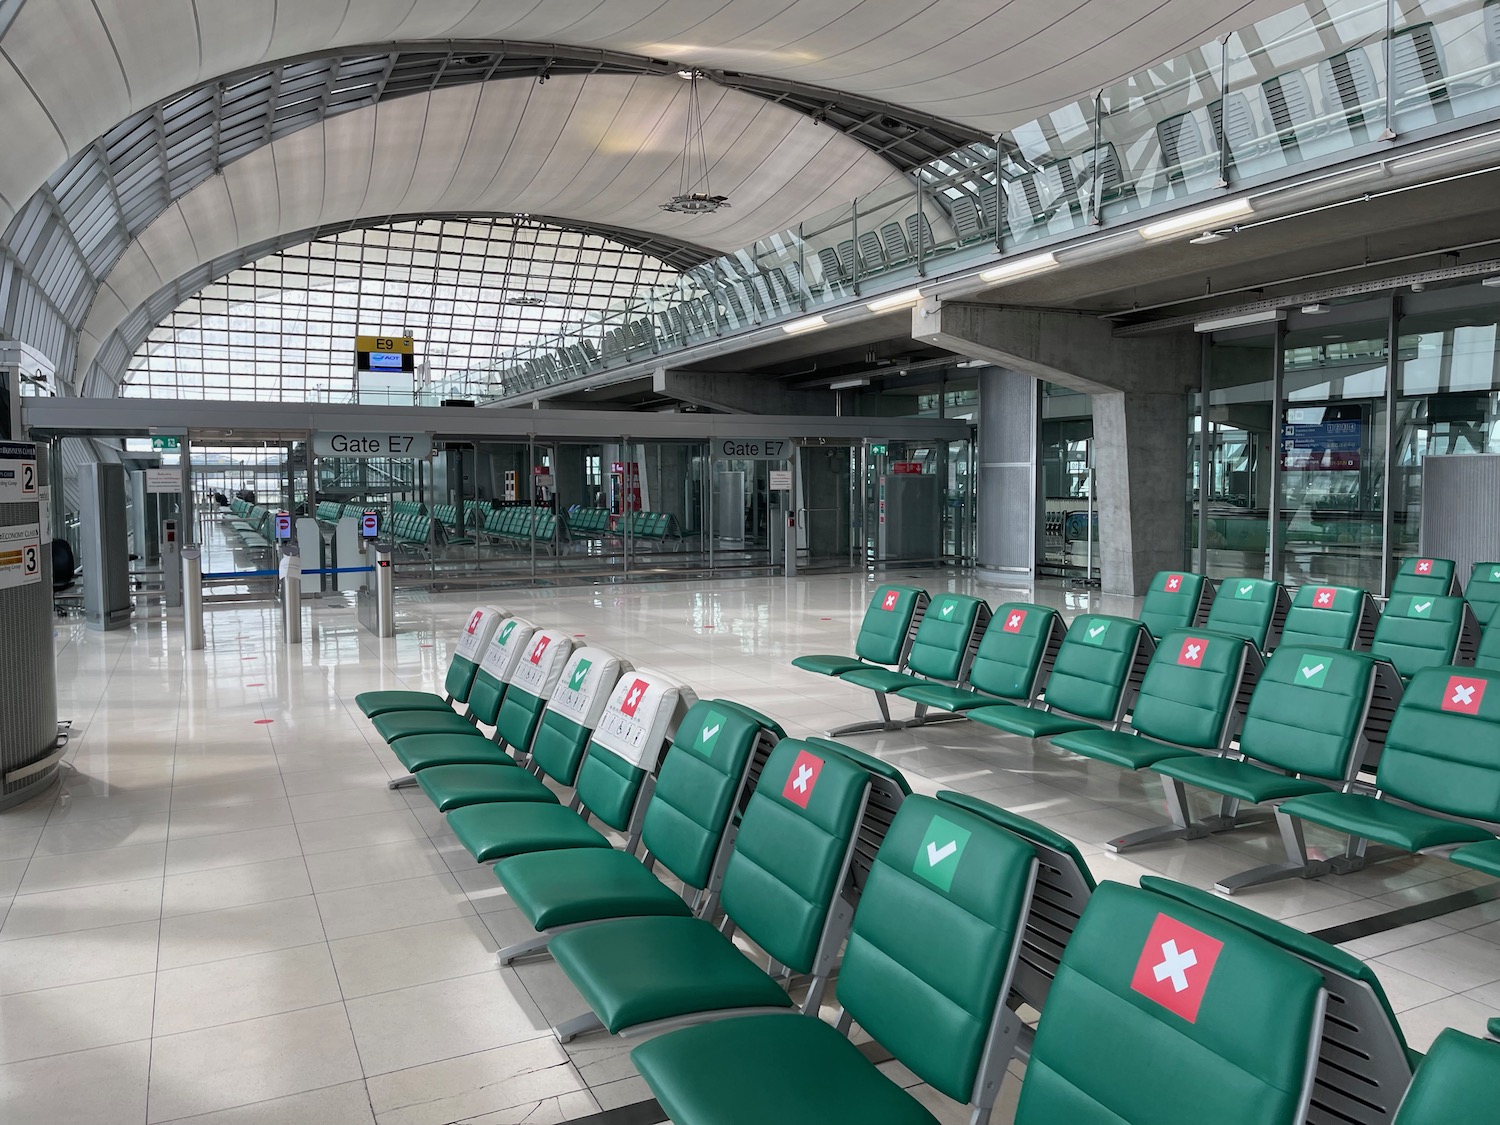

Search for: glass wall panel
xmin=1278 ymin=316 xmax=1389 ymax=588
xmin=1204 ymin=333 xmax=1275 ymax=579
xmin=1040 ymin=387 xmax=1095 ymax=577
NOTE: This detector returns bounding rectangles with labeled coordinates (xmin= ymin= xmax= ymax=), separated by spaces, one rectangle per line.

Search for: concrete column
xmin=914 ymin=299 xmax=1197 ymax=595
xmin=1093 ymin=392 xmax=1188 ymax=596
xmin=976 ymin=367 xmax=1038 ymax=578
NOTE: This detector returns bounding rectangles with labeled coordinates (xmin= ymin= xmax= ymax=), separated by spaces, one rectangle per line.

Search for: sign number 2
xmin=21 ymin=463 xmax=35 ymax=493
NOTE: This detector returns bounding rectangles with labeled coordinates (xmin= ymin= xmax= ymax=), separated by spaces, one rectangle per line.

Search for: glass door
xmin=794 ymin=440 xmax=857 ymax=570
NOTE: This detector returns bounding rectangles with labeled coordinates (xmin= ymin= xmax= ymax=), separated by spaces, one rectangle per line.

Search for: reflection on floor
xmin=2 ymin=573 xmax=1498 ymax=1124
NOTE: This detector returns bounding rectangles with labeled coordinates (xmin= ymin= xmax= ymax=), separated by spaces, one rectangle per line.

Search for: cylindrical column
xmin=279 ymin=546 xmax=302 ymax=645
xmin=374 ymin=544 xmax=395 ymax=638
xmin=181 ymin=546 xmax=204 ymax=651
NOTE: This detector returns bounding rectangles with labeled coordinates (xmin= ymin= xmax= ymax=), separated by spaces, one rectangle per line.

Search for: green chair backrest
xmin=571 ymin=671 xmax=687 ymax=831
xmin=445 ymin=606 xmax=506 ymax=701
xmin=1205 ymin=577 xmax=1287 ymax=651
xmin=1393 ymin=1029 xmax=1500 ymax=1124
xmin=1139 ymin=571 xmax=1211 ymax=641
xmin=529 ymin=711 xmax=593 ymax=786
xmin=938 ymin=792 xmax=1095 ymax=1012
xmin=1475 ymin=624 xmax=1500 ymax=673
xmin=1372 ymin=594 xmax=1469 ymax=680
xmin=852 ymin=584 xmax=927 ymax=666
xmin=1015 ymin=880 xmax=1325 ymax=1125
xmin=719 ymin=738 xmax=871 ymax=975
xmin=1041 ymin=615 xmax=1152 ymax=723
xmin=1239 ymin=646 xmax=1375 ymax=781
xmin=572 ymin=739 xmax=651 ymax=832
xmin=1131 ymin=630 xmax=1251 ymax=750
xmin=1465 ymin=562 xmax=1500 ymax=629
xmin=838 ymin=794 xmax=1037 ymax=1105
xmin=1390 ymin=556 xmax=1458 ymax=598
xmin=1376 ymin=665 xmax=1500 ymax=823
xmin=1280 ymin=584 xmax=1376 ymax=651
xmin=494 ymin=688 xmax=549 ymax=754
xmin=807 ymin=737 xmax=912 ymax=897
xmin=904 ymin=594 xmax=987 ymax=682
xmin=968 ymin=603 xmax=1062 ymax=701
xmin=639 ymin=702 xmax=764 ymax=890
xmin=1141 ymin=876 xmax=1414 ymax=1124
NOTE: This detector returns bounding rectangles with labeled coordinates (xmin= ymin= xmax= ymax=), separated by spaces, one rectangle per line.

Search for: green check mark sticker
xmin=1235 ymin=582 xmax=1256 ymax=599
xmin=498 ymin=620 xmax=516 ymax=642
xmin=1081 ymin=620 xmax=1110 ymax=646
xmin=695 ymin=709 xmax=727 ymax=755
xmin=1297 ymin=655 xmax=1329 ymax=689
xmin=914 ymin=814 xmax=971 ymax=891
xmin=567 ymin=659 xmax=592 ymax=692
xmin=1410 ymin=600 xmax=1433 ymax=618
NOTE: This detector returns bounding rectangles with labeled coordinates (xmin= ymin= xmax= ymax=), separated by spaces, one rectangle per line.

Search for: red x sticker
xmin=781 ymin=750 xmax=824 ymax=808
xmin=620 ymin=678 xmax=649 ymax=717
xmin=529 ymin=636 xmax=551 ymax=665
xmin=1177 ymin=637 xmax=1208 ymax=668
xmin=1164 ymin=574 xmax=1183 ymax=593
xmin=881 ymin=591 xmax=899 ymax=611
xmin=1313 ymin=587 xmax=1337 ymax=609
xmin=1442 ymin=675 xmax=1486 ymax=716
xmin=1130 ymin=913 xmax=1223 ymax=1023
xmin=466 ymin=609 xmax=484 ymax=634
xmin=1002 ymin=609 xmax=1027 ymax=634
xmin=1415 ymin=558 xmax=1434 ymax=575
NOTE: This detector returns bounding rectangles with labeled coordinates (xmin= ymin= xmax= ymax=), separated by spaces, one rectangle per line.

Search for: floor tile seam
xmin=150 ymin=989 xmax=351 ymax=1042
xmin=154 ymin=931 xmax=334 ymax=973
xmin=159 ymin=881 xmax=314 ymax=920
xmin=362 ymin=1043 xmax=586 ymax=1116
xmin=0 ymin=1027 xmax=157 ymax=1071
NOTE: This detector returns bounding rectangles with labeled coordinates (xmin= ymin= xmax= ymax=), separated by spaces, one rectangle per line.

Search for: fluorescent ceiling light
xmin=1189 ymin=230 xmax=1229 ymax=245
xmin=865 ymin=288 xmax=923 ymax=313
xmin=1193 ymin=309 xmax=1287 ymax=333
xmin=1140 ymin=198 xmax=1254 ymax=241
xmin=1301 ymin=303 xmax=1330 ymax=314
xmin=979 ymin=252 xmax=1058 ymax=284
xmin=828 ymin=377 xmax=871 ymax=390
xmin=782 ymin=315 xmax=828 ymax=335
xmin=1483 ymin=276 xmax=1500 ymax=287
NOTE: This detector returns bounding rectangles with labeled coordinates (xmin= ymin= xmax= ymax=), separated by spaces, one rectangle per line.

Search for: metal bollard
xmin=374 ymin=544 xmax=395 ymax=638
xmin=181 ymin=546 xmax=204 ymax=651
xmin=279 ymin=547 xmax=302 ymax=645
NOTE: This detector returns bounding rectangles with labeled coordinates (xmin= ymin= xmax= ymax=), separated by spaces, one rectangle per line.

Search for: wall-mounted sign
xmin=891 ymin=461 xmax=924 ymax=474
xmin=313 ymin=432 xmax=433 ymax=459
xmin=769 ymin=469 xmax=793 ymax=491
xmin=145 ymin=468 xmax=180 ymax=493
xmin=716 ymin=438 xmax=789 ymax=460
xmin=0 ymin=441 xmax=37 ymax=501
xmin=354 ymin=334 xmax=416 ymax=374
xmin=0 ymin=523 xmax=41 ymax=589
xmin=151 ymin=436 xmax=180 ymax=451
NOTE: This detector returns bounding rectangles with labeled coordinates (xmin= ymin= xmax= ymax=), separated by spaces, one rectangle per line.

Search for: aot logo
xmin=914 ymin=814 xmax=971 ymax=892
xmin=1297 ymin=655 xmax=1329 ymax=689
xmin=1177 ymin=637 xmax=1208 ymax=668
xmin=881 ymin=591 xmax=900 ymax=611
xmin=1233 ymin=581 xmax=1256 ymax=600
xmin=466 ymin=610 xmax=484 ymax=635
xmin=1443 ymin=675 xmax=1486 ymax=716
xmin=1313 ymin=587 xmax=1337 ymax=609
xmin=620 ymin=678 xmax=649 ymax=718
xmin=1080 ymin=619 xmax=1110 ymax=646
xmin=781 ymin=749 xmax=824 ymax=809
xmin=1163 ymin=574 xmax=1183 ymax=593
xmin=1002 ymin=609 xmax=1027 ymax=634
xmin=1130 ymin=913 xmax=1223 ymax=1024
xmin=567 ymin=659 xmax=592 ymax=692
xmin=1415 ymin=559 xmax=1434 ymax=575
xmin=528 ymin=636 xmax=551 ymax=665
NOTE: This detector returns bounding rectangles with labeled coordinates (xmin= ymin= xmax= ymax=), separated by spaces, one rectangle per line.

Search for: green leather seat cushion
xmin=391 ymin=734 xmax=516 ymax=773
xmin=447 ymin=802 xmax=611 ymax=863
xmin=1447 ymin=839 xmax=1500 ymax=878
xmin=839 ymin=667 xmax=918 ymax=693
xmin=791 ymin=655 xmax=868 ymax=677
xmin=496 ymin=849 xmax=693 ymax=930
xmin=1153 ymin=755 xmax=1330 ymax=803
xmin=416 ymin=764 xmax=558 ymax=812
xmin=1049 ymin=729 xmax=1199 ymax=770
xmin=965 ymin=703 xmax=1094 ymax=740
xmin=1392 ymin=1028 xmax=1500 ymax=1125
xmin=372 ymin=710 xmax=479 ymax=743
xmin=356 ymin=690 xmax=453 ymax=717
xmin=633 ymin=1012 xmax=938 ymax=1125
xmin=1278 ymin=791 xmax=1493 ymax=851
xmin=896 ymin=683 xmax=1007 ymax=712
xmin=550 ymin=915 xmax=794 ymax=1033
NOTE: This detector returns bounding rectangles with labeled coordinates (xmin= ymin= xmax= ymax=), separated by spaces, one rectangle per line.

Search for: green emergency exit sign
xmin=870 ymin=443 xmax=888 ymax=455
xmin=151 ymin=436 xmax=180 ymax=451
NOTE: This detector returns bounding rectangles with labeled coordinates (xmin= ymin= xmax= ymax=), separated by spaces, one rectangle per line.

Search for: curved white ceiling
xmin=74 ymin=73 xmax=901 ymax=382
xmin=0 ymin=0 xmax=1298 ymax=229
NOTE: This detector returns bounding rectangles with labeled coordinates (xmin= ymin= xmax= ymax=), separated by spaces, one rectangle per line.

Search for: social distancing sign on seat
xmin=547 ymin=647 xmax=629 ymax=730
xmin=592 ymin=670 xmax=698 ymax=769
xmin=508 ymin=630 xmax=575 ymax=700
xmin=479 ymin=616 xmax=537 ymax=685
xmin=456 ymin=605 xmax=508 ymax=662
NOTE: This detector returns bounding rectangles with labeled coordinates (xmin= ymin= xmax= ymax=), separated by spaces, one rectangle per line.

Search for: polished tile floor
xmin=3 ymin=571 xmax=1499 ymax=1124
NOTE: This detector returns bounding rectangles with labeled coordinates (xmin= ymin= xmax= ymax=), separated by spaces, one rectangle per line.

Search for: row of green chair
xmin=473 ymin=506 xmax=559 ymax=548
xmin=566 ymin=506 xmax=612 ymax=535
xmin=388 ymin=511 xmax=432 ymax=552
xmin=360 ymin=605 xmax=1492 ymax=1124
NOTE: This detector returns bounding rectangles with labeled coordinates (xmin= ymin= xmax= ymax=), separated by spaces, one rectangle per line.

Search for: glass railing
xmin=425 ymin=0 xmax=1500 ymax=405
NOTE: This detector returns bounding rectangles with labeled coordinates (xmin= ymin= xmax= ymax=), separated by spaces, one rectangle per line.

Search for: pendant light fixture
xmin=661 ymin=71 xmax=730 ymax=215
